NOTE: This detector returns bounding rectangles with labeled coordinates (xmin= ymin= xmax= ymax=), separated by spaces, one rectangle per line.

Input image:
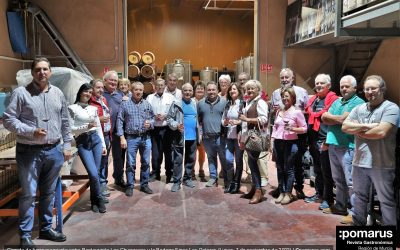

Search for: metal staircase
xmin=338 ymin=40 xmax=382 ymax=84
xmin=26 ymin=4 xmax=92 ymax=77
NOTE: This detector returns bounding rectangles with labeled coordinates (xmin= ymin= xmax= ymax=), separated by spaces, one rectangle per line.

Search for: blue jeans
xmin=203 ymin=135 xmax=227 ymax=180
xmin=247 ymin=150 xmax=262 ymax=189
xmin=225 ymin=138 xmax=244 ymax=184
xmin=352 ymin=166 xmax=396 ymax=226
xmin=328 ymin=145 xmax=354 ymax=211
xmin=111 ymin=132 xmax=126 ymax=182
xmin=16 ymin=143 xmax=64 ymax=239
xmin=125 ymin=134 xmax=151 ymax=188
xmin=274 ymin=139 xmax=297 ymax=193
xmin=99 ymin=132 xmax=111 ymax=186
xmin=76 ymin=132 xmax=103 ymax=204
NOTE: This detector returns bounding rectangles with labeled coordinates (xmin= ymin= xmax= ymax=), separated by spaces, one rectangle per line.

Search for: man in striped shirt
xmin=116 ymin=82 xmax=155 ymax=197
xmin=3 ymin=57 xmax=73 ymax=247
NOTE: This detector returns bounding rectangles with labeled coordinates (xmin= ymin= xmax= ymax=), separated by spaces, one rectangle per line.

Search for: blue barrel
xmin=0 ymin=93 xmax=11 ymax=117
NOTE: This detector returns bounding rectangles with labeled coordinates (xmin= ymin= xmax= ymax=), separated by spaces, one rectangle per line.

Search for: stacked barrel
xmin=128 ymin=51 xmax=156 ymax=94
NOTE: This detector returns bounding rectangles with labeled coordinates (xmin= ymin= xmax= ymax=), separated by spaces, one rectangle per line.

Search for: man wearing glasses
xmin=271 ymin=68 xmax=309 ymax=199
xmin=342 ymin=75 xmax=399 ymax=226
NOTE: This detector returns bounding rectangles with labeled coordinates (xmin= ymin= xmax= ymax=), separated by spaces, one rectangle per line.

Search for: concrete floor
xmin=0 ymin=155 xmax=343 ymax=248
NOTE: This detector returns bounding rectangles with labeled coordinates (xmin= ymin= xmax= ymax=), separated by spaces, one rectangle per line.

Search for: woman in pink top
xmin=271 ymin=87 xmax=307 ymax=205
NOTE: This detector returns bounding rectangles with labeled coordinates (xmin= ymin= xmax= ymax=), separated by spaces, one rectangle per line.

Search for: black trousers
xmin=150 ymin=126 xmax=172 ymax=178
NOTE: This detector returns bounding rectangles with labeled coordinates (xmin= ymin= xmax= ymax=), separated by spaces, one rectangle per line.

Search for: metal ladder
xmin=26 ymin=4 xmax=92 ymax=77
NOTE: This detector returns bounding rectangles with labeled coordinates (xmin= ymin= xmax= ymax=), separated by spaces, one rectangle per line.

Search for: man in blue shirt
xmin=167 ymin=83 xmax=198 ymax=192
xmin=103 ymin=70 xmax=126 ymax=189
xmin=321 ymin=75 xmax=364 ymax=224
xmin=117 ymin=82 xmax=155 ymax=197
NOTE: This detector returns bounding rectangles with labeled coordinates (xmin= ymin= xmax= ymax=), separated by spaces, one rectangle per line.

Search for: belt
xmin=126 ymin=131 xmax=148 ymax=137
xmin=76 ymin=130 xmax=96 ymax=139
xmin=204 ymin=133 xmax=220 ymax=138
xmin=17 ymin=140 xmax=60 ymax=150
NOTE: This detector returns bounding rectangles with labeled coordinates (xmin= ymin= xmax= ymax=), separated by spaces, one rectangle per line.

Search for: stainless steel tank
xmin=243 ymin=56 xmax=254 ymax=78
xmin=234 ymin=59 xmax=244 ymax=81
xmin=164 ymin=59 xmax=193 ymax=88
xmin=200 ymin=67 xmax=218 ymax=83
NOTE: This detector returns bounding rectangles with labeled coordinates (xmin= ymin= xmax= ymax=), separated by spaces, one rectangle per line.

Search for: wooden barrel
xmin=128 ymin=51 xmax=141 ymax=65
xmin=128 ymin=65 xmax=140 ymax=78
xmin=143 ymin=81 xmax=154 ymax=94
xmin=141 ymin=65 xmax=155 ymax=78
xmin=142 ymin=51 xmax=155 ymax=65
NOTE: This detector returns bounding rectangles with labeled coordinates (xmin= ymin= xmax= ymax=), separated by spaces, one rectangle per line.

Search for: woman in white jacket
xmin=68 ymin=83 xmax=107 ymax=213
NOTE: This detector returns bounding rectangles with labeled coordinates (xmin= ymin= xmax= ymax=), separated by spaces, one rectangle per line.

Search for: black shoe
xmin=229 ymin=182 xmax=240 ymax=194
xmin=20 ymin=237 xmax=36 ymax=249
xmin=91 ymin=204 xmax=100 ymax=213
xmin=125 ymin=188 xmax=134 ymax=197
xmin=39 ymin=229 xmax=67 ymax=242
xmin=166 ymin=176 xmax=173 ymax=184
xmin=98 ymin=199 xmax=107 ymax=213
xmin=114 ymin=179 xmax=127 ymax=188
xmin=270 ymin=188 xmax=280 ymax=198
xmin=149 ymin=174 xmax=161 ymax=182
xmin=224 ymin=186 xmax=230 ymax=193
xmin=101 ymin=197 xmax=109 ymax=203
xmin=140 ymin=185 xmax=153 ymax=194
xmin=296 ymin=189 xmax=306 ymax=199
xmin=101 ymin=190 xmax=111 ymax=197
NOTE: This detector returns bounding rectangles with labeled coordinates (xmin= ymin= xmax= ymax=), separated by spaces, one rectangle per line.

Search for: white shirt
xmin=146 ymin=92 xmax=175 ymax=127
xmin=165 ymin=88 xmax=182 ymax=100
xmin=241 ymin=95 xmax=269 ymax=134
xmin=271 ymin=85 xmax=309 ymax=111
xmin=68 ymin=103 xmax=106 ymax=148
xmin=222 ymin=99 xmax=241 ymax=139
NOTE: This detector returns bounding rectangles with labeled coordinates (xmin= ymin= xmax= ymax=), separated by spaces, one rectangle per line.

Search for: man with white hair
xmin=271 ymin=68 xmax=309 ymax=199
xmin=146 ymin=78 xmax=175 ymax=182
xmin=343 ymin=75 xmax=399 ymax=227
xmin=305 ymin=74 xmax=338 ymax=210
xmin=321 ymin=75 xmax=364 ymax=224
xmin=165 ymin=73 xmax=182 ymax=100
xmin=166 ymin=83 xmax=198 ymax=191
xmin=117 ymin=82 xmax=154 ymax=197
xmin=102 ymin=70 xmax=126 ymax=189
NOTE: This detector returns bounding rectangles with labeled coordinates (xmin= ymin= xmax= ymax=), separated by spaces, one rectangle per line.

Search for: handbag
xmin=244 ymin=120 xmax=270 ymax=153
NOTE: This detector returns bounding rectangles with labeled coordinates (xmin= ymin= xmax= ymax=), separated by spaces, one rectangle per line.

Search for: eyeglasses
xmin=363 ymin=87 xmax=380 ymax=93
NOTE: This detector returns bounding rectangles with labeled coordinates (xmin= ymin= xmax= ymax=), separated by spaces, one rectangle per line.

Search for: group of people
xmin=3 ymin=57 xmax=399 ymax=248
